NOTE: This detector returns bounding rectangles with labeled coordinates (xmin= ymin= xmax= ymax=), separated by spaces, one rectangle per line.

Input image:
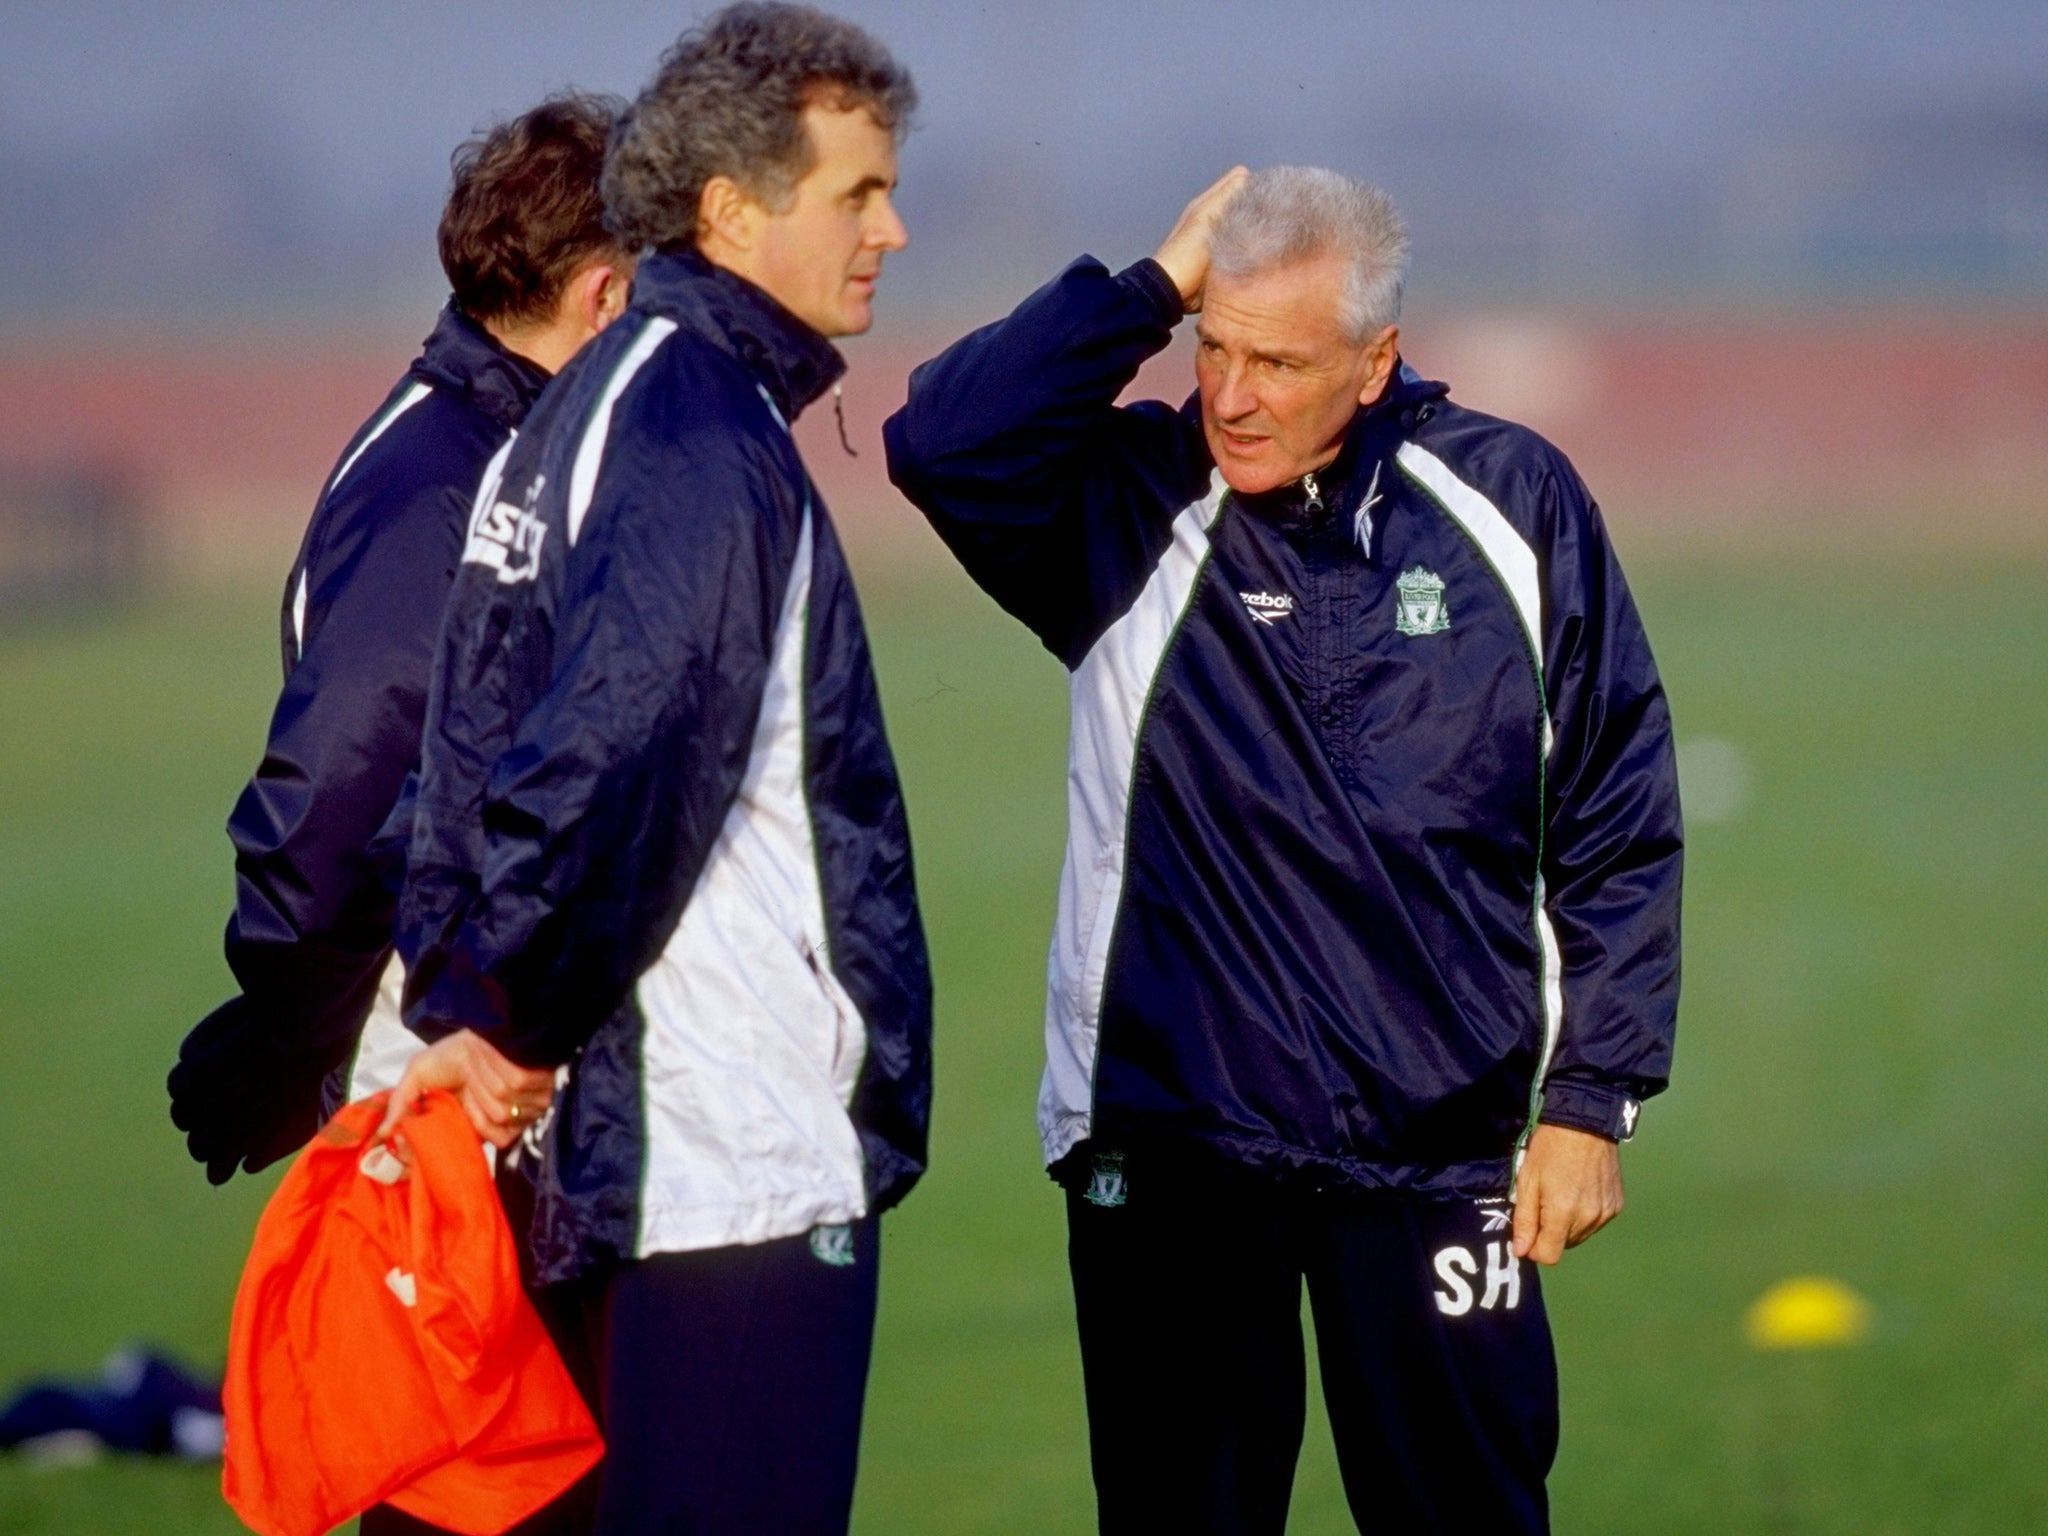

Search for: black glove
xmin=168 ymin=994 xmax=350 ymax=1185
xmin=173 ymin=929 xmax=394 ymax=1183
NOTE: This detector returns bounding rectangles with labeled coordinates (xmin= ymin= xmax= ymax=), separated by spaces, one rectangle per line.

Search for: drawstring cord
xmin=833 ymin=383 xmax=858 ymax=457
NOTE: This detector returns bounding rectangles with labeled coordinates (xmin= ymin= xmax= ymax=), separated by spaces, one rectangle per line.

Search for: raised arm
xmin=884 ymin=170 xmax=1247 ymax=664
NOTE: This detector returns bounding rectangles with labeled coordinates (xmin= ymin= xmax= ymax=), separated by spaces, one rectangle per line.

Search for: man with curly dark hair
xmin=170 ymin=90 xmax=634 ymax=1536
xmin=386 ymin=7 xmax=930 ymax=1531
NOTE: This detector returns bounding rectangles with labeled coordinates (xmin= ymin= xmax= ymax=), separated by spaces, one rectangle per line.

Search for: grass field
xmin=2 ymin=543 xmax=2045 ymax=1533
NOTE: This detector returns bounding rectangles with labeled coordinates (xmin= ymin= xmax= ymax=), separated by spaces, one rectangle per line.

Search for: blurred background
xmin=2 ymin=2 xmax=2044 ymax=1530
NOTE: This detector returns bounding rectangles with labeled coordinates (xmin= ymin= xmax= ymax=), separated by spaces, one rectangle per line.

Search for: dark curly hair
xmin=438 ymin=92 xmax=627 ymax=326
xmin=604 ymin=2 xmax=916 ymax=252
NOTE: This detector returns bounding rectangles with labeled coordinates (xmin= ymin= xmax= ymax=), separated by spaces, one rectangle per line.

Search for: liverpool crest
xmin=809 ymin=1223 xmax=856 ymax=1267
xmin=1394 ymin=566 xmax=1450 ymax=635
xmin=1083 ymin=1151 xmax=1128 ymax=1209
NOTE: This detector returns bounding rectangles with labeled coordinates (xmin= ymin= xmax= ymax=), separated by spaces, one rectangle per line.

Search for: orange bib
xmin=222 ymin=1092 xmax=601 ymax=1536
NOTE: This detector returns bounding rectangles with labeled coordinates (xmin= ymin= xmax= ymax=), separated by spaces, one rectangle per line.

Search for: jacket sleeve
xmin=1533 ymin=463 xmax=1683 ymax=1142
xmin=395 ymin=437 xmax=529 ymax=1023
xmin=173 ymin=443 xmax=468 ymax=1179
xmin=883 ymin=256 xmax=1201 ymax=666
xmin=226 ymin=465 xmax=467 ymax=985
xmin=411 ymin=422 xmax=797 ymax=1067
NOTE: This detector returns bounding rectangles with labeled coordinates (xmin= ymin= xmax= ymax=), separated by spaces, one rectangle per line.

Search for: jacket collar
xmin=1370 ymin=357 xmax=1451 ymax=430
xmin=627 ymin=247 xmax=847 ymax=421
xmin=1340 ymin=357 xmax=1451 ymax=486
xmin=409 ymin=304 xmax=553 ymax=434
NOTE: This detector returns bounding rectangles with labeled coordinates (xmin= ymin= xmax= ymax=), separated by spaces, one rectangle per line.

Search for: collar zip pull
xmin=832 ymin=382 xmax=858 ymax=457
xmin=1300 ymin=471 xmax=1322 ymax=515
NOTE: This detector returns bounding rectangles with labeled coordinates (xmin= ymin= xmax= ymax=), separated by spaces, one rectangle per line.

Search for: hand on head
xmin=373 ymin=1028 xmax=557 ymax=1149
xmin=1152 ymin=166 xmax=1252 ymax=312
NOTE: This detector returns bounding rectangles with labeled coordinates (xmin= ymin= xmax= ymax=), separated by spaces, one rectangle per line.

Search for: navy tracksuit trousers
xmin=362 ymin=1172 xmax=879 ymax=1536
xmin=1066 ymin=1160 xmax=1558 ymax=1535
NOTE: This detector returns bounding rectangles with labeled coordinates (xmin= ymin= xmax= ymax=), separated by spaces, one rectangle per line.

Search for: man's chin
xmin=1215 ymin=461 xmax=1294 ymax=496
xmin=825 ymin=299 xmax=876 ymax=339
xmin=1205 ymin=432 xmax=1291 ymax=495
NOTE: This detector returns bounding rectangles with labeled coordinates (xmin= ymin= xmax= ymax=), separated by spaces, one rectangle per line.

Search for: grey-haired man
xmin=888 ymin=167 xmax=1681 ymax=1533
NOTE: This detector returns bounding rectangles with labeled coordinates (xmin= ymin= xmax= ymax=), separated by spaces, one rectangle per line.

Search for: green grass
xmin=1 ymin=545 xmax=2044 ymax=1532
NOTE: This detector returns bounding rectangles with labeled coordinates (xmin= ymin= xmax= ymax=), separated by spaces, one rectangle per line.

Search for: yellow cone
xmin=1745 ymin=1276 xmax=1872 ymax=1349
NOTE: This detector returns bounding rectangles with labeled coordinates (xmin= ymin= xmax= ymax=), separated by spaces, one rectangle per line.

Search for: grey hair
xmin=1207 ymin=166 xmax=1410 ymax=340
xmin=603 ymin=2 xmax=916 ymax=251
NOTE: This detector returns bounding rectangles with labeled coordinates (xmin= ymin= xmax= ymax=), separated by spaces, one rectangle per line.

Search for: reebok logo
xmin=1239 ymin=590 xmax=1295 ymax=626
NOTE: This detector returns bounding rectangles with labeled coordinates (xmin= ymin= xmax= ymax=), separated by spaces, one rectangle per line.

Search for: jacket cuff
xmin=406 ymin=945 xmax=510 ymax=1046
xmin=1538 ymin=1079 xmax=1643 ymax=1143
xmin=1120 ymin=258 xmax=1187 ymax=326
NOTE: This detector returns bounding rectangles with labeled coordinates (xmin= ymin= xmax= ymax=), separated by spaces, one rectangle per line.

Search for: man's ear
xmin=697 ymin=174 xmax=760 ymax=256
xmin=557 ymin=262 xmax=626 ymax=341
xmin=1357 ymin=323 xmax=1400 ymax=405
xmin=586 ymin=261 xmax=632 ymax=332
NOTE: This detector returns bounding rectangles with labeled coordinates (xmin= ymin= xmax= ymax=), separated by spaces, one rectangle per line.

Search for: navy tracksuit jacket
xmin=179 ymin=308 xmax=548 ymax=1174
xmin=886 ymin=256 xmax=1682 ymax=1199
xmin=400 ymin=249 xmax=933 ymax=1284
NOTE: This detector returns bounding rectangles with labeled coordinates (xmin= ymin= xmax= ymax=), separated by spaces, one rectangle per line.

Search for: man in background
xmin=169 ymin=95 xmax=630 ymax=1182
xmin=887 ymin=166 xmax=1682 ymax=1533
xmin=384 ymin=7 xmax=932 ymax=1530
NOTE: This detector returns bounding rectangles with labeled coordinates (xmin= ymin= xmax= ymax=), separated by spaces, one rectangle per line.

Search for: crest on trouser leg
xmin=809 ymin=1223 xmax=856 ymax=1267
xmin=1084 ymin=1150 xmax=1127 ymax=1208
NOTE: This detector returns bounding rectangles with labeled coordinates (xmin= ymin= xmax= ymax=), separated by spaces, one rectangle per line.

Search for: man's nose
xmin=868 ymin=196 xmax=909 ymax=253
xmin=1212 ymin=362 xmax=1257 ymax=422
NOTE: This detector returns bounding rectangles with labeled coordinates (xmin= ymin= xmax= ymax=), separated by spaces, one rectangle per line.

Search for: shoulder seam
xmin=567 ymin=317 xmax=680 ymax=547
xmin=324 ymin=381 xmax=434 ymax=501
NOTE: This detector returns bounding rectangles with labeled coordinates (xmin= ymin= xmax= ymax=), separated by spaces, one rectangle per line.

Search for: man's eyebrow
xmin=843 ymin=172 xmax=894 ymax=196
xmin=1195 ymin=327 xmax=1309 ymax=367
